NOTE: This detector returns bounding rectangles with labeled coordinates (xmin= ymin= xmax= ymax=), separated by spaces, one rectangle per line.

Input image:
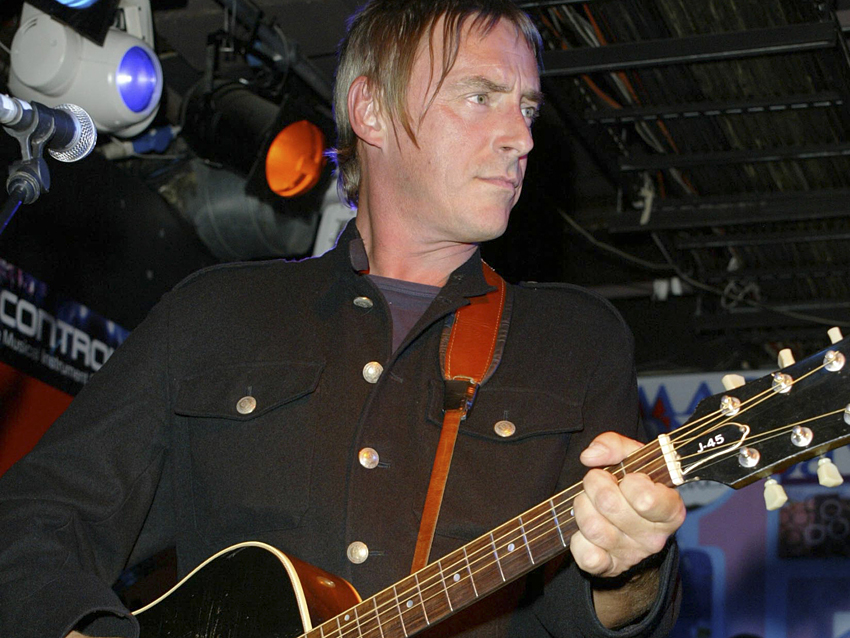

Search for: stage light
xmin=116 ymin=46 xmax=159 ymax=113
xmin=24 ymin=0 xmax=119 ymax=45
xmin=183 ymin=81 xmax=333 ymax=203
xmin=265 ymin=120 xmax=326 ymax=198
xmin=8 ymin=1 xmax=163 ymax=138
xmin=56 ymin=0 xmax=101 ymax=8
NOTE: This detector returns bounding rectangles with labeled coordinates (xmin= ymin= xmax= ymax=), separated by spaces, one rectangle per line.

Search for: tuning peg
xmin=817 ymin=457 xmax=844 ymax=488
xmin=763 ymin=479 xmax=788 ymax=511
xmin=722 ymin=374 xmax=745 ymax=391
xmin=777 ymin=349 xmax=795 ymax=369
xmin=829 ymin=327 xmax=844 ymax=344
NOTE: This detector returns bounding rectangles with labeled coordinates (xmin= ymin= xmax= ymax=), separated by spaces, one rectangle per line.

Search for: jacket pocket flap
xmin=175 ymin=361 xmax=324 ymax=420
xmin=428 ymin=381 xmax=583 ymax=442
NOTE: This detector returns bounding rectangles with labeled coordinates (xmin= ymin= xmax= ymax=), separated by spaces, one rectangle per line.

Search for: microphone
xmin=0 ymin=94 xmax=97 ymax=162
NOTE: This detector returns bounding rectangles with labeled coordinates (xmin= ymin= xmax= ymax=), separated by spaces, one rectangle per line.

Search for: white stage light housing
xmin=9 ymin=1 xmax=162 ymax=138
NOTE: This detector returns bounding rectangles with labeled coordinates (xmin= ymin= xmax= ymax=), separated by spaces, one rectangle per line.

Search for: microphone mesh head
xmin=49 ymin=103 xmax=97 ymax=163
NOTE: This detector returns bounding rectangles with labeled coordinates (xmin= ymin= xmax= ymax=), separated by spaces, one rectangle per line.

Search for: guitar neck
xmin=305 ymin=440 xmax=672 ymax=638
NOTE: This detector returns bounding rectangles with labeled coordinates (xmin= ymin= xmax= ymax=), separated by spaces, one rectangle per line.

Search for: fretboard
xmin=304 ymin=439 xmax=671 ymax=638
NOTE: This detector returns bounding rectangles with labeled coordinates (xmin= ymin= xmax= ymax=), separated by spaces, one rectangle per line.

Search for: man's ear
xmin=348 ymin=76 xmax=385 ymax=148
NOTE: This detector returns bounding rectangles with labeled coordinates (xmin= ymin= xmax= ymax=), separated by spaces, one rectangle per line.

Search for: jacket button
xmin=494 ymin=420 xmax=516 ymax=437
xmin=359 ymin=447 xmax=380 ymax=469
xmin=353 ymin=296 xmax=374 ymax=309
xmin=236 ymin=396 xmax=257 ymax=415
xmin=362 ymin=361 xmax=383 ymax=383
xmin=347 ymin=541 xmax=369 ymax=564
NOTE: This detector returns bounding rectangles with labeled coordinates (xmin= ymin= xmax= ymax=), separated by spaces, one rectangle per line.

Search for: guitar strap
xmin=410 ymin=261 xmax=511 ymax=573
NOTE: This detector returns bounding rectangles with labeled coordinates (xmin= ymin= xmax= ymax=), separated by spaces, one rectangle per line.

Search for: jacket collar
xmin=337 ymin=219 xmax=496 ymax=303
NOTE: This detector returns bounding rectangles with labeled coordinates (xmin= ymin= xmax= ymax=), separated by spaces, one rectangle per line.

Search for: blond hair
xmin=329 ymin=0 xmax=542 ymax=207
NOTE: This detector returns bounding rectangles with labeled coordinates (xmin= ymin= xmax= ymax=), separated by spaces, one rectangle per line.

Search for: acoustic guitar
xmin=134 ymin=331 xmax=850 ymax=638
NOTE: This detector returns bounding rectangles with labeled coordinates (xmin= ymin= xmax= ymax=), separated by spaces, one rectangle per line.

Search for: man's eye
xmin=522 ymin=106 xmax=539 ymax=121
xmin=472 ymin=94 xmax=488 ymax=105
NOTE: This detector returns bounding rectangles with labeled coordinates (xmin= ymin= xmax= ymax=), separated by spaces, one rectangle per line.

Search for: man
xmin=0 ymin=1 xmax=685 ymax=637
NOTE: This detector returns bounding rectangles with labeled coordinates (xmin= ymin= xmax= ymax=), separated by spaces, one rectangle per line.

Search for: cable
xmin=557 ymin=208 xmax=850 ymax=328
xmin=650 ymin=233 xmax=850 ymax=328
xmin=557 ymin=208 xmax=675 ymax=272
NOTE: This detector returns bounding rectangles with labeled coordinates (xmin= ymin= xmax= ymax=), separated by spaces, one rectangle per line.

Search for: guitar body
xmin=134 ymin=542 xmax=360 ymax=638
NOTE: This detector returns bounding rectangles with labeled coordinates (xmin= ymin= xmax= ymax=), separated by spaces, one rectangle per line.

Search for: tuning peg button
xmin=817 ymin=457 xmax=844 ymax=488
xmin=828 ymin=327 xmax=843 ymax=344
xmin=722 ymin=374 xmax=745 ymax=391
xmin=777 ymin=349 xmax=795 ymax=369
xmin=764 ymin=479 xmax=788 ymax=511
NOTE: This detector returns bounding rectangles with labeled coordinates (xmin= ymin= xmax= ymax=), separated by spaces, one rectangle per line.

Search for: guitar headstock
xmin=669 ymin=330 xmax=850 ymax=491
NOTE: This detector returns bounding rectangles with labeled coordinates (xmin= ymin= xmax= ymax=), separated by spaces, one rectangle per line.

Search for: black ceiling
xmin=1 ymin=0 xmax=849 ymax=374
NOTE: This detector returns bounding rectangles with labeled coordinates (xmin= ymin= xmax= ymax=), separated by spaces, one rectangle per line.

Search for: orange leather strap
xmin=411 ymin=262 xmax=507 ymax=573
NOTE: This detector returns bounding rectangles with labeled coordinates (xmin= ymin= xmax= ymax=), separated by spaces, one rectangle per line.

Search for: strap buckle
xmin=443 ymin=377 xmax=479 ymax=418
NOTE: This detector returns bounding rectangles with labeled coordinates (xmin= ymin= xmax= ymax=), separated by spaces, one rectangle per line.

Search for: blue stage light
xmin=10 ymin=2 xmax=163 ymax=137
xmin=55 ymin=0 xmax=101 ymax=8
xmin=117 ymin=46 xmax=158 ymax=113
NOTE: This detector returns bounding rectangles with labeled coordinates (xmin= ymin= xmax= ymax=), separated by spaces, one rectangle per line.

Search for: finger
xmin=570 ymin=528 xmax=614 ymax=576
xmin=619 ymin=473 xmax=687 ymax=529
xmin=573 ymin=482 xmax=628 ymax=551
xmin=581 ymin=468 xmax=643 ymax=536
xmin=580 ymin=432 xmax=644 ymax=467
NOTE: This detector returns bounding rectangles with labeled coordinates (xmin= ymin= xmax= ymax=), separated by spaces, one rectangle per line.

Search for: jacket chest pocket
xmin=422 ymin=383 xmax=582 ymax=545
xmin=174 ymin=360 xmax=324 ymax=545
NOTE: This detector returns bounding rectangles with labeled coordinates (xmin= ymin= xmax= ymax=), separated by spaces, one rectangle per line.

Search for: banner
xmin=0 ymin=259 xmax=128 ymax=395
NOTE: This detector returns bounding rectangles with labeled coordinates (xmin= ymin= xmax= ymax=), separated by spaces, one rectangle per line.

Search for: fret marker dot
xmin=453 ymin=573 xmax=460 ymax=582
xmin=344 ymin=614 xmax=350 ymax=621
xmin=406 ymin=600 xmax=414 ymax=608
xmin=507 ymin=543 xmax=515 ymax=552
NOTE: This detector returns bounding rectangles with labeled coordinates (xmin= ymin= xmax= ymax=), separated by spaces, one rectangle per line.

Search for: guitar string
xmin=308 ymin=360 xmax=842 ymax=638
xmin=665 ymin=363 xmax=827 ymax=451
xmin=311 ymin=399 xmax=842 ymax=638
xmin=672 ymin=407 xmax=848 ymax=473
xmin=308 ymin=361 xmax=838 ymax=638
xmin=309 ymin=437 xmax=679 ymax=638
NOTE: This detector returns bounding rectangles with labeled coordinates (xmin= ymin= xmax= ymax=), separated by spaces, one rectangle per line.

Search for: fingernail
xmin=583 ymin=442 xmax=607 ymax=458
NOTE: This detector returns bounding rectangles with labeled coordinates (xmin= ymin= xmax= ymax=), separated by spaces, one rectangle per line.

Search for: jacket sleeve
xmin=0 ymin=296 xmax=175 ymax=638
xmin=531 ymin=301 xmax=682 ymax=638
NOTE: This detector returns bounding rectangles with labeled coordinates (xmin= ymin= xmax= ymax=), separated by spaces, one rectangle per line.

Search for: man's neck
xmin=354 ymin=210 xmax=477 ymax=288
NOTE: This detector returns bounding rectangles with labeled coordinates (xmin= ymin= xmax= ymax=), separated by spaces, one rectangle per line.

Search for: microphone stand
xmin=1 ymin=104 xmax=54 ymax=237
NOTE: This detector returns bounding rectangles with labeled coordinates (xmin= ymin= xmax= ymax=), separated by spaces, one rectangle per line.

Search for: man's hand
xmin=570 ymin=432 xmax=686 ymax=628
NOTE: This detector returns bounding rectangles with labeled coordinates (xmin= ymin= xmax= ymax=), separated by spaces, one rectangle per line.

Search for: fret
xmin=437 ymin=551 xmax=476 ymax=612
xmin=489 ymin=532 xmax=506 ymax=582
xmin=416 ymin=562 xmax=451 ymax=621
xmin=464 ymin=535 xmax=503 ymax=594
xmin=353 ymin=599 xmax=382 ymax=638
xmin=373 ymin=588 xmax=406 ymax=638
xmin=372 ymin=596 xmax=386 ymax=638
xmin=394 ymin=575 xmax=428 ymax=634
xmin=489 ymin=520 xmax=533 ymax=581
xmin=549 ymin=497 xmax=566 ymax=547
xmin=335 ymin=613 xmax=345 ymax=638
xmin=412 ymin=572 xmax=430 ymax=625
xmin=435 ymin=558 xmax=454 ymax=612
xmin=462 ymin=545 xmax=479 ymax=597
xmin=339 ymin=607 xmax=360 ymax=638
xmin=523 ymin=500 xmax=570 ymax=561
xmin=391 ymin=585 xmax=409 ymax=638
xmin=516 ymin=515 xmax=535 ymax=564
xmin=306 ymin=624 xmax=326 ymax=638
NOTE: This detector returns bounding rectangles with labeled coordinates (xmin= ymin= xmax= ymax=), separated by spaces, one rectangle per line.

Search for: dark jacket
xmin=0 ymin=224 xmax=679 ymax=638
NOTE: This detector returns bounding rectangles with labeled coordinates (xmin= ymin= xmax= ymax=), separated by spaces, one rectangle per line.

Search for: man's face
xmin=380 ymin=18 xmax=542 ymax=246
